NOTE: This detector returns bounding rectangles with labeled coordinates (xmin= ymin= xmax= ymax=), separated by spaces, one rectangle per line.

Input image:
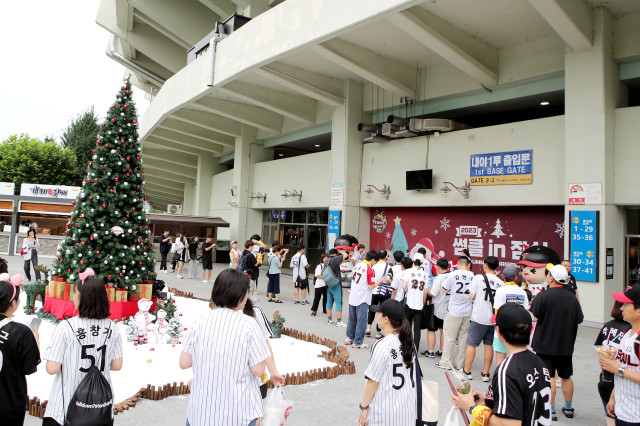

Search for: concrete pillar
xmin=243 ymin=0 xmax=269 ymax=18
xmin=230 ymin=125 xmax=270 ymax=243
xmin=564 ymin=8 xmax=624 ymax=323
xmin=195 ymin=152 xmax=224 ymax=216
xmin=182 ymin=179 xmax=196 ymax=215
xmin=330 ymin=80 xmax=370 ymax=246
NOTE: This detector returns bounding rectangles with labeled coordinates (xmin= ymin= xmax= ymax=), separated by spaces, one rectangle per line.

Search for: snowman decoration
xmin=133 ymin=298 xmax=156 ymax=345
xmin=155 ymin=309 xmax=169 ymax=344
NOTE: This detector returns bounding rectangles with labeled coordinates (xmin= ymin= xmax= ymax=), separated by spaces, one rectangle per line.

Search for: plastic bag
xmin=443 ymin=406 xmax=467 ymax=426
xmin=262 ymin=385 xmax=293 ymax=426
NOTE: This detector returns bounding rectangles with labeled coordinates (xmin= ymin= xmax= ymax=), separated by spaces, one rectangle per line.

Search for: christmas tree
xmin=52 ymin=78 xmax=155 ymax=293
xmin=390 ymin=216 xmax=408 ymax=255
xmin=167 ymin=317 xmax=183 ymax=339
xmin=491 ymin=219 xmax=506 ymax=238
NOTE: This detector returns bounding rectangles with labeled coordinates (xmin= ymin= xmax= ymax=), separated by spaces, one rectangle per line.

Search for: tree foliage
xmin=61 ymin=107 xmax=101 ymax=184
xmin=0 ymin=134 xmax=78 ymax=193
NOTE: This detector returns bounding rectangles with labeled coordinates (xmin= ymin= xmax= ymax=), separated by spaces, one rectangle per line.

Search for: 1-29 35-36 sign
xmin=569 ymin=210 xmax=599 ymax=282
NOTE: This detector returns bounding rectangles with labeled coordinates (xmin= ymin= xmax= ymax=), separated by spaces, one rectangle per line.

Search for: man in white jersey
xmin=463 ymin=256 xmax=504 ymax=381
xmin=437 ymin=256 xmax=474 ymax=370
xmin=367 ymin=249 xmax=393 ymax=339
xmin=390 ymin=252 xmax=408 ymax=302
xmin=423 ymin=258 xmax=450 ymax=358
xmin=601 ymin=285 xmax=640 ymax=426
xmin=492 ymin=264 xmax=529 ymax=366
xmin=403 ymin=254 xmax=429 ymax=352
xmin=346 ymin=251 xmax=378 ymax=349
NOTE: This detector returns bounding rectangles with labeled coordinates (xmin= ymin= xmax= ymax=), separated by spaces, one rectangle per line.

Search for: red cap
xmin=613 ymin=285 xmax=640 ymax=304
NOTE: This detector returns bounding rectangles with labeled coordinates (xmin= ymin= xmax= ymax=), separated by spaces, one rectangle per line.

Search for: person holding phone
xmin=22 ymin=228 xmax=41 ymax=281
xmin=43 ymin=276 xmax=123 ymax=426
xmin=0 ymin=275 xmax=40 ymax=425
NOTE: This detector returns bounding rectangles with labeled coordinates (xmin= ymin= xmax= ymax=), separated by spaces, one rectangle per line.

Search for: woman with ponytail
xmin=357 ymin=299 xmax=417 ymax=426
xmin=0 ymin=274 xmax=41 ymax=426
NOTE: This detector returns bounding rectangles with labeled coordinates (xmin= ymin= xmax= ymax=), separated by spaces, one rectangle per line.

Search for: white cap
xmin=548 ymin=264 xmax=568 ymax=284
xmin=412 ymin=252 xmax=425 ymax=262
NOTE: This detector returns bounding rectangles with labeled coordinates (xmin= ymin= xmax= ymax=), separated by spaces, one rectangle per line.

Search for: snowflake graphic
xmin=555 ymin=223 xmax=565 ymax=239
xmin=385 ymin=232 xmax=391 ymax=239
xmin=440 ymin=217 xmax=451 ymax=231
xmin=434 ymin=229 xmax=439 ymax=235
xmin=410 ymin=228 xmax=417 ymax=236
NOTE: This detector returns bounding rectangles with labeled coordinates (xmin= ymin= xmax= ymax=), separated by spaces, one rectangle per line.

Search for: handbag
xmin=171 ymin=252 xmax=181 ymax=262
xmin=415 ymin=349 xmax=439 ymax=425
xmin=420 ymin=297 xmax=436 ymax=331
xmin=295 ymin=255 xmax=308 ymax=286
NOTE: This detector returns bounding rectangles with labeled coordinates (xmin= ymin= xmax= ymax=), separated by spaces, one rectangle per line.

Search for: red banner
xmin=369 ymin=207 xmax=564 ymax=271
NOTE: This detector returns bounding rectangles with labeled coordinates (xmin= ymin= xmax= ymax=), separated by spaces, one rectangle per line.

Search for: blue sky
xmin=0 ymin=0 xmax=149 ymax=142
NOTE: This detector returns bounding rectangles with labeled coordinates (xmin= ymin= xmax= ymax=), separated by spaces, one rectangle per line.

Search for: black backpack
xmin=237 ymin=253 xmax=250 ymax=272
xmin=63 ymin=321 xmax=114 ymax=426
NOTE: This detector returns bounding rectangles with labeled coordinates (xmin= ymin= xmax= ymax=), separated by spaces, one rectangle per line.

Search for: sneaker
xmin=294 ymin=300 xmax=300 ymax=304
xmin=311 ymin=311 xmax=317 ymax=317
xmin=434 ymin=362 xmax=450 ymax=370
xmin=301 ymin=300 xmax=309 ymax=305
xmin=344 ymin=338 xmax=353 ymax=345
xmin=422 ymin=350 xmax=435 ymax=358
xmin=336 ymin=321 xmax=347 ymax=328
xmin=375 ymin=333 xmax=383 ymax=339
xmin=435 ymin=350 xmax=443 ymax=357
xmin=177 ymin=275 xmax=183 ymax=279
xmin=481 ymin=372 xmax=490 ymax=382
xmin=561 ymin=407 xmax=574 ymax=419
xmin=461 ymin=370 xmax=473 ymax=380
xmin=352 ymin=343 xmax=369 ymax=349
xmin=551 ymin=411 xmax=558 ymax=421
xmin=202 ymin=280 xmax=208 ymax=283
xmin=327 ymin=317 xmax=333 ymax=324
xmin=163 ymin=270 xmax=168 ymax=274
xmin=365 ymin=330 xmax=371 ymax=336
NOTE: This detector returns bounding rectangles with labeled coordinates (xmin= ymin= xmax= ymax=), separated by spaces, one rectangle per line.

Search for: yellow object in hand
xmin=261 ymin=372 xmax=269 ymax=384
xmin=470 ymin=405 xmax=492 ymax=426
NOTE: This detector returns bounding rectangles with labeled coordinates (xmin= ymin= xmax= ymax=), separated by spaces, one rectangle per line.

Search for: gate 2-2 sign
xmin=569 ymin=210 xmax=599 ymax=282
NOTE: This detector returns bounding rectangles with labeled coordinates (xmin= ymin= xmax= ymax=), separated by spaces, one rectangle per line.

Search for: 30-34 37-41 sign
xmin=569 ymin=210 xmax=599 ymax=282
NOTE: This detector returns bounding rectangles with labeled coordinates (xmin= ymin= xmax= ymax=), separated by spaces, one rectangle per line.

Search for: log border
xmin=25 ymin=291 xmax=355 ymax=418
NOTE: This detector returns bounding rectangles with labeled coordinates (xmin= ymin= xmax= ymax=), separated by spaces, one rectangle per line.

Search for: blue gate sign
xmin=328 ymin=210 xmax=341 ymax=252
xmin=569 ymin=210 xmax=599 ymax=282
xmin=469 ymin=150 xmax=533 ymax=186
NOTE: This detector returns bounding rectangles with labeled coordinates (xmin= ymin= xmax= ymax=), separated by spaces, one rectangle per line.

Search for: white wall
xmin=210 ymin=169 xmax=234 ymax=240
xmin=250 ymin=151 xmax=331 ymax=209
xmin=360 ymin=116 xmax=565 ymax=207
xmin=615 ymin=106 xmax=640 ymax=205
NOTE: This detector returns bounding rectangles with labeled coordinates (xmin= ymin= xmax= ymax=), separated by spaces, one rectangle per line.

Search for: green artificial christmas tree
xmin=52 ymin=78 xmax=155 ymax=293
xmin=390 ymin=216 xmax=408 ymax=255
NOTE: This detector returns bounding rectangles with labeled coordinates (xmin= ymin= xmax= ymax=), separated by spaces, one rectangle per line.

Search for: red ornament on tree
xmin=102 ymin=204 xmax=107 ymax=208
xmin=101 ymin=123 xmax=105 ymax=127
xmin=115 ymin=177 xmax=119 ymax=182
xmin=111 ymin=119 xmax=115 ymax=123
xmin=105 ymin=144 xmax=109 ymax=148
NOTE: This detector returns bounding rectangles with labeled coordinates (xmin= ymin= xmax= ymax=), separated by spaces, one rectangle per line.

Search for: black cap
xmin=370 ymin=299 xmax=405 ymax=321
xmin=491 ymin=302 xmax=532 ymax=332
xmin=613 ymin=284 xmax=640 ymax=305
xmin=334 ymin=234 xmax=359 ymax=251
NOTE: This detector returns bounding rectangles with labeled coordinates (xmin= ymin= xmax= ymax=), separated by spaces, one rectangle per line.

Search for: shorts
xmin=467 ymin=321 xmax=495 ymax=347
xmin=202 ymin=257 xmax=212 ymax=270
xmin=537 ymin=353 xmax=573 ymax=380
xmin=294 ymin=278 xmax=309 ymax=290
xmin=493 ymin=334 xmax=507 ymax=354
xmin=267 ymin=274 xmax=280 ymax=294
xmin=326 ymin=284 xmax=343 ymax=312
xmin=432 ymin=316 xmax=444 ymax=330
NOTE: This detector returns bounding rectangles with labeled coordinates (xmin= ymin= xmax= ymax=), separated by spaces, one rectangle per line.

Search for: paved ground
xmin=19 ymin=259 xmax=609 ymax=425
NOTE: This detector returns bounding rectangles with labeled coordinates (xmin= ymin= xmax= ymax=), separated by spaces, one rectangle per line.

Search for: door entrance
xmin=626 ymin=236 xmax=640 ymax=287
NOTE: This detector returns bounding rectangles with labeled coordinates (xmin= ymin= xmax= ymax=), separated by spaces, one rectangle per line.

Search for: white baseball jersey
xmin=252 ymin=306 xmax=274 ymax=340
xmin=390 ymin=265 xmax=405 ymax=302
xmin=290 ymin=253 xmax=308 ymax=282
xmin=443 ymin=270 xmax=475 ymax=317
xmin=469 ymin=274 xmax=504 ymax=325
xmin=314 ymin=264 xmax=326 ymax=288
xmin=613 ymin=329 xmax=640 ymax=423
xmin=364 ymin=334 xmax=417 ymax=426
xmin=372 ymin=261 xmax=393 ymax=298
xmin=403 ymin=268 xmax=429 ymax=311
xmin=183 ymin=308 xmax=270 ymax=426
xmin=430 ymin=273 xmax=451 ymax=320
xmin=349 ymin=262 xmax=375 ymax=306
xmin=494 ymin=282 xmax=530 ymax=311
xmin=43 ymin=318 xmax=123 ymax=424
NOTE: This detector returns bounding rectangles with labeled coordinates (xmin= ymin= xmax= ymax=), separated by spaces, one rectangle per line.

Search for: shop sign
xmin=369 ymin=206 xmax=564 ymax=274
xmin=0 ymin=182 xmax=14 ymax=196
xmin=328 ymin=210 xmax=341 ymax=250
xmin=568 ymin=183 xmax=601 ymax=205
xmin=606 ymin=248 xmax=614 ymax=280
xmin=330 ymin=183 xmax=344 ymax=207
xmin=20 ymin=184 xmax=80 ymax=199
xmin=569 ymin=210 xmax=599 ymax=282
xmin=469 ymin=150 xmax=532 ymax=186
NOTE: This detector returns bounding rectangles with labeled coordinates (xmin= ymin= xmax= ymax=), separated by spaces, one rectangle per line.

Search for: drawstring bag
xmin=443 ymin=406 xmax=467 ymax=426
xmin=263 ymin=385 xmax=293 ymax=426
xmin=63 ymin=321 xmax=114 ymax=426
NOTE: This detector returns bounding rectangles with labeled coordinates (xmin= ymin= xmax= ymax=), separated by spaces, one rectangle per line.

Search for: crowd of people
xmin=1 ymin=230 xmax=640 ymax=426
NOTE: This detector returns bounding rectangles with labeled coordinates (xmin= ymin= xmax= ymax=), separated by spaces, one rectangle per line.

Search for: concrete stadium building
xmin=97 ymin=0 xmax=640 ymax=323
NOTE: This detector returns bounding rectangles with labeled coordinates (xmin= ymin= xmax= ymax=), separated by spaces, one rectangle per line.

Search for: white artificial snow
xmin=13 ymin=293 xmax=335 ymax=404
